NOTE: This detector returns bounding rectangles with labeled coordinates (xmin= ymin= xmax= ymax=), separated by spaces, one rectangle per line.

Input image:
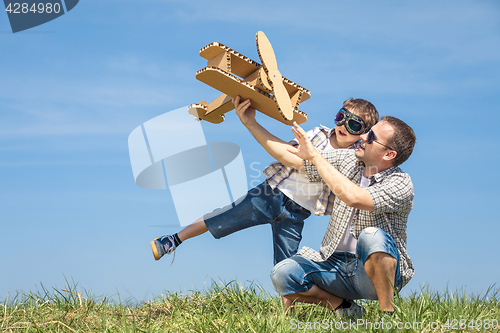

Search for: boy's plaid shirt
xmin=297 ymin=149 xmax=415 ymax=287
xmin=263 ymin=126 xmax=359 ymax=216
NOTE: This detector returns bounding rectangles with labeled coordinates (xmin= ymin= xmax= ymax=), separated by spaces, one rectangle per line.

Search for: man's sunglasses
xmin=334 ymin=108 xmax=368 ymax=135
xmin=366 ymin=129 xmax=395 ymax=150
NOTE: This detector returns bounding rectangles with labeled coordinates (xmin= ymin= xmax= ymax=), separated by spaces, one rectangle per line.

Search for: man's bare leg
xmin=364 ymin=252 xmax=397 ymax=311
xmin=282 ymin=285 xmax=344 ymax=313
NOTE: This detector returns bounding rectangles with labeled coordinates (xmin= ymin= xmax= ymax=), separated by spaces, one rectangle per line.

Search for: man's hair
xmin=382 ymin=116 xmax=416 ymax=166
xmin=343 ymin=98 xmax=379 ymax=129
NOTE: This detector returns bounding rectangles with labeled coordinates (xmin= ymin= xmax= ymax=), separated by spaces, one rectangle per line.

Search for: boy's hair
xmin=382 ymin=116 xmax=416 ymax=167
xmin=342 ymin=98 xmax=379 ymax=129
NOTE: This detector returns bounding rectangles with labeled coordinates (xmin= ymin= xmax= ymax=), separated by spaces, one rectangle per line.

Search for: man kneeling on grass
xmin=271 ymin=117 xmax=416 ymax=319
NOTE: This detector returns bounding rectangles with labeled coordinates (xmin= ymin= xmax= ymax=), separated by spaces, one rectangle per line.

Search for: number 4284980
xmin=5 ymin=3 xmax=62 ymax=14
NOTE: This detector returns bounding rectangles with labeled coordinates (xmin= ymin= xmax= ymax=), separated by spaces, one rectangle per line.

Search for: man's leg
xmin=282 ymin=284 xmax=343 ymax=313
xmin=364 ymin=252 xmax=397 ymax=311
xmin=355 ymin=227 xmax=401 ymax=312
xmin=271 ymin=254 xmax=363 ymax=314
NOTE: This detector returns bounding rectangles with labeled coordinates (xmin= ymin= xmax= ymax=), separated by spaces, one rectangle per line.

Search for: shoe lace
xmin=164 ymin=235 xmax=176 ymax=266
xmin=164 ymin=235 xmax=177 ymax=254
xmin=169 ymin=250 xmax=176 ymax=266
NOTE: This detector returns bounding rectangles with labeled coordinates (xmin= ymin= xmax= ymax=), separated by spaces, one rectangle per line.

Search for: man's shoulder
xmin=374 ymin=167 xmax=414 ymax=194
xmin=368 ymin=166 xmax=414 ymax=213
xmin=384 ymin=167 xmax=413 ymax=183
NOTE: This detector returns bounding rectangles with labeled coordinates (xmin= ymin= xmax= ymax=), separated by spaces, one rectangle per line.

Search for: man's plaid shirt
xmin=263 ymin=126 xmax=358 ymax=216
xmin=297 ymin=149 xmax=415 ymax=287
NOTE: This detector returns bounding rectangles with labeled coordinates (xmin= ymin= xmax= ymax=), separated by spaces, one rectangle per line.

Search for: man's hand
xmin=290 ymin=121 xmax=376 ymax=211
xmin=288 ymin=122 xmax=320 ymax=161
xmin=233 ymin=96 xmax=256 ymax=128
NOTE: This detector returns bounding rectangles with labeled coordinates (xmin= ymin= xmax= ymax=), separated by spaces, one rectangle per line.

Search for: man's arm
xmin=289 ymin=122 xmax=375 ymax=211
xmin=233 ymin=96 xmax=304 ymax=169
xmin=366 ymin=173 xmax=414 ymax=214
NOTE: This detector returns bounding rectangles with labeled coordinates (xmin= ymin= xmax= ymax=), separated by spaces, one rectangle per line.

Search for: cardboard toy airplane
xmin=188 ymin=31 xmax=310 ymax=125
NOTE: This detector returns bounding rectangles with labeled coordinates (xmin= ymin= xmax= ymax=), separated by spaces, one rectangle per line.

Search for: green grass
xmin=1 ymin=281 xmax=499 ymax=332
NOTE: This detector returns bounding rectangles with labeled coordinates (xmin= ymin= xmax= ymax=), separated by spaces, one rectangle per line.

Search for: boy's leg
xmin=151 ymin=217 xmax=209 ymax=261
xmin=270 ymin=198 xmax=310 ymax=265
xmin=177 ymin=216 xmax=208 ymax=242
xmin=204 ymin=181 xmax=288 ymax=239
xmin=153 ymin=181 xmax=286 ymax=261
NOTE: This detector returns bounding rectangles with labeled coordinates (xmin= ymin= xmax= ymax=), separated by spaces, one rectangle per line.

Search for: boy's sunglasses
xmin=366 ymin=129 xmax=395 ymax=151
xmin=334 ymin=108 xmax=368 ymax=135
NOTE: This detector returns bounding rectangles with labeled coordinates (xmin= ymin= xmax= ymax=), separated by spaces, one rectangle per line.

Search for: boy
xmin=151 ymin=97 xmax=379 ymax=265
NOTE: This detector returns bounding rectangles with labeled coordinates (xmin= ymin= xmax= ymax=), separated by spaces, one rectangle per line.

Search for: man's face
xmin=355 ymin=121 xmax=395 ymax=165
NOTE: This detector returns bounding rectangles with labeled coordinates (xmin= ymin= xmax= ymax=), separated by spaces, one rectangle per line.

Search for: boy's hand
xmin=233 ymin=96 xmax=256 ymax=127
xmin=288 ymin=122 xmax=320 ymax=161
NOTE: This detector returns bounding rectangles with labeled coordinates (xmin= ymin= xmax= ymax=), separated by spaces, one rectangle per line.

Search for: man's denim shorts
xmin=271 ymin=227 xmax=402 ymax=300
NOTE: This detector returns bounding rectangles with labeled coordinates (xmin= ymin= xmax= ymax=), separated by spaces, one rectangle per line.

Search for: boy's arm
xmin=289 ymin=122 xmax=375 ymax=211
xmin=233 ymin=97 xmax=304 ymax=169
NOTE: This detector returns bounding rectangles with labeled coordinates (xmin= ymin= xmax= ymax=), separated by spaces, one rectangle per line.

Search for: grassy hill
xmin=1 ymin=281 xmax=498 ymax=332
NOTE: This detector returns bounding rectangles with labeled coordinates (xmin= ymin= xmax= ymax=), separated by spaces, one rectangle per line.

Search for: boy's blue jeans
xmin=270 ymin=227 xmax=402 ymax=300
xmin=204 ymin=181 xmax=311 ymax=265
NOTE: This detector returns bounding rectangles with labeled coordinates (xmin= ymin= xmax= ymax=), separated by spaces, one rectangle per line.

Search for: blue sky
xmin=1 ymin=0 xmax=499 ymax=303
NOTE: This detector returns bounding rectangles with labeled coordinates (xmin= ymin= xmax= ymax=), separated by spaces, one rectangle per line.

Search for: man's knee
xmin=358 ymin=227 xmax=383 ymax=248
xmin=270 ymin=258 xmax=303 ymax=296
xmin=358 ymin=227 xmax=397 ymax=259
xmin=358 ymin=227 xmax=399 ymax=272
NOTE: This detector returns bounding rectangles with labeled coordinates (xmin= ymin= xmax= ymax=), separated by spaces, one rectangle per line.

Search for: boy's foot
xmin=335 ymin=300 xmax=365 ymax=320
xmin=151 ymin=235 xmax=176 ymax=260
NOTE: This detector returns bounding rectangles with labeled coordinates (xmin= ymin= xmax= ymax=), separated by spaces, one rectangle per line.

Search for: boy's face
xmin=334 ymin=124 xmax=361 ymax=145
xmin=334 ymin=109 xmax=365 ymax=145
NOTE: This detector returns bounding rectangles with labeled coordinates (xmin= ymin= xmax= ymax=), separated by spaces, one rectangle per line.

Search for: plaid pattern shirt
xmin=263 ymin=126 xmax=359 ymax=216
xmin=297 ymin=149 xmax=415 ymax=287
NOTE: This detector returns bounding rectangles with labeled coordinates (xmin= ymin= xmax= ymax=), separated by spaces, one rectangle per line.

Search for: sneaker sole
xmin=150 ymin=239 xmax=162 ymax=261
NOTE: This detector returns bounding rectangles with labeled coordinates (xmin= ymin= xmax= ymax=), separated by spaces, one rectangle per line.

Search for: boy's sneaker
xmin=151 ymin=235 xmax=176 ymax=261
xmin=335 ymin=300 xmax=365 ymax=320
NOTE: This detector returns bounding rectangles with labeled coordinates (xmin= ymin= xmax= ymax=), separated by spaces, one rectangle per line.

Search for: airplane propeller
xmin=256 ymin=31 xmax=294 ymax=121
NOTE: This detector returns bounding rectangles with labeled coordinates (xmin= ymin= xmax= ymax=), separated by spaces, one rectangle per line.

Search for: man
xmin=270 ymin=117 xmax=416 ymax=317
